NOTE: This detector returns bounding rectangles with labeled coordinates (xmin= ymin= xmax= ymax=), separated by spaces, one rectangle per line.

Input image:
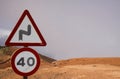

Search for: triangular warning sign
xmin=5 ymin=10 xmax=47 ymax=46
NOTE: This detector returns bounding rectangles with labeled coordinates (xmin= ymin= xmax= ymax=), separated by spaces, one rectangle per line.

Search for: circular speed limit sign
xmin=11 ymin=48 xmax=40 ymax=76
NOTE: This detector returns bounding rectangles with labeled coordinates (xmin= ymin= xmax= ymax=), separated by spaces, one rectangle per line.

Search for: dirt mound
xmin=52 ymin=57 xmax=120 ymax=66
xmin=0 ymin=54 xmax=11 ymax=69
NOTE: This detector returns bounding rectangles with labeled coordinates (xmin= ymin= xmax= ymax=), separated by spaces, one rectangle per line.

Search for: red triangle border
xmin=5 ymin=10 xmax=47 ymax=46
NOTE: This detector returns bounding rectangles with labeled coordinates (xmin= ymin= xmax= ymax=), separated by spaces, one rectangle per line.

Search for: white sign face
xmin=15 ymin=51 xmax=37 ymax=73
xmin=10 ymin=16 xmax=42 ymax=43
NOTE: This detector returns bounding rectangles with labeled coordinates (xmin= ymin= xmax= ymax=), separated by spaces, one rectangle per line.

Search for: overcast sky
xmin=0 ymin=0 xmax=120 ymax=60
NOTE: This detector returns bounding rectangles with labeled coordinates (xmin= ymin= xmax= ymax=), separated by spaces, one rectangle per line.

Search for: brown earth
xmin=0 ymin=47 xmax=120 ymax=79
xmin=1 ymin=58 xmax=120 ymax=79
xmin=52 ymin=57 xmax=120 ymax=66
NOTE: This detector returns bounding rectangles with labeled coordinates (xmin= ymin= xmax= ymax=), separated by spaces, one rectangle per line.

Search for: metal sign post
xmin=23 ymin=46 xmax=28 ymax=79
xmin=23 ymin=76 xmax=28 ymax=79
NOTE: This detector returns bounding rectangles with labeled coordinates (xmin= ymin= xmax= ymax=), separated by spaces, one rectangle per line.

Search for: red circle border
xmin=11 ymin=48 xmax=40 ymax=76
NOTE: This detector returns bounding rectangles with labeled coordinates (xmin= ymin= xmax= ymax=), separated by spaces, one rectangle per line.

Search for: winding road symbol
xmin=19 ymin=24 xmax=31 ymax=41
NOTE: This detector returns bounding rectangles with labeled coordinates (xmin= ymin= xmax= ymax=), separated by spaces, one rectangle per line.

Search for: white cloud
xmin=0 ymin=29 xmax=10 ymax=36
xmin=0 ymin=29 xmax=10 ymax=46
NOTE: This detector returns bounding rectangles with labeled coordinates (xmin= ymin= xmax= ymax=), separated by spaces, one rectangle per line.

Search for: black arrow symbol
xmin=19 ymin=24 xmax=31 ymax=40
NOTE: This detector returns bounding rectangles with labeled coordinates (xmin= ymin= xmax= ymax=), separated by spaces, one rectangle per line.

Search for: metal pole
xmin=23 ymin=76 xmax=28 ymax=79
xmin=23 ymin=46 xmax=28 ymax=79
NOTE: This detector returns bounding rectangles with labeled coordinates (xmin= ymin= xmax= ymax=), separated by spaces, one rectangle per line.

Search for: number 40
xmin=17 ymin=57 xmax=35 ymax=66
